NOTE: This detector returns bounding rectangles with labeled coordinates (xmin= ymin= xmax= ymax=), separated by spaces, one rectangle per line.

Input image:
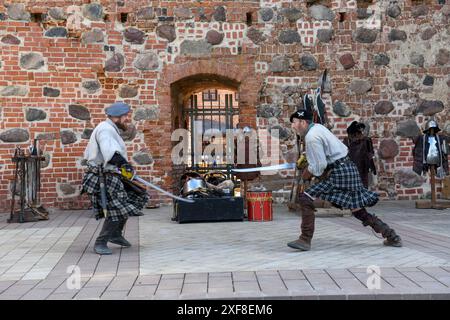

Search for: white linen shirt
xmin=305 ymin=123 xmax=348 ymax=176
xmin=83 ymin=119 xmax=127 ymax=171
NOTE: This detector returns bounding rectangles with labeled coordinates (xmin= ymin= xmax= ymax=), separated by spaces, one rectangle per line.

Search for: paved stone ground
xmin=1 ymin=201 xmax=450 ymax=300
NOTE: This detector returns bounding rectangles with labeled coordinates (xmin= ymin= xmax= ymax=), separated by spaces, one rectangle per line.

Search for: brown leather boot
xmin=353 ymin=208 xmax=402 ymax=247
xmin=288 ymin=193 xmax=316 ymax=251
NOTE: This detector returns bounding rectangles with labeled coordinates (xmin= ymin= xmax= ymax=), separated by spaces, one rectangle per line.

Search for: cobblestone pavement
xmin=1 ymin=201 xmax=450 ymax=300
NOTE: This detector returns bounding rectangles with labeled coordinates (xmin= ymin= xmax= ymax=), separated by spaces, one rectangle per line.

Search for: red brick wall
xmin=0 ymin=1 xmax=449 ymax=211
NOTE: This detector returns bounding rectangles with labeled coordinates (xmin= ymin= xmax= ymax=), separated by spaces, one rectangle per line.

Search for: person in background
xmin=343 ymin=121 xmax=376 ymax=188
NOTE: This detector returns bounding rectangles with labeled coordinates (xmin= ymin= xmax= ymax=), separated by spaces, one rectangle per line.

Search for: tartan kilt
xmin=81 ymin=169 xmax=148 ymax=221
xmin=306 ymin=158 xmax=378 ymax=209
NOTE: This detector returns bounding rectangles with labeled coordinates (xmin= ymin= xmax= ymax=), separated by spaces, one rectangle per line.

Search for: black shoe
xmin=384 ymin=235 xmax=402 ymax=247
xmin=109 ymin=219 xmax=131 ymax=247
xmin=109 ymin=236 xmax=131 ymax=247
xmin=94 ymin=242 xmax=113 ymax=255
xmin=94 ymin=219 xmax=119 ymax=255
xmin=287 ymin=239 xmax=311 ymax=251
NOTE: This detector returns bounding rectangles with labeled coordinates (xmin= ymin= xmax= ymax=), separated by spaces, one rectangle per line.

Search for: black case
xmin=173 ymin=197 xmax=244 ymax=223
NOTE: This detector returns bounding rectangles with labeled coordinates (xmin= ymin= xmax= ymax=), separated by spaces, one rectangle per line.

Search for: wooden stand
xmin=8 ymin=148 xmax=49 ymax=223
xmin=415 ymin=166 xmax=450 ymax=210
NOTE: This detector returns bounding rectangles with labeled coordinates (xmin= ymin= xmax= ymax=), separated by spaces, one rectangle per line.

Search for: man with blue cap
xmin=82 ymin=102 xmax=148 ymax=255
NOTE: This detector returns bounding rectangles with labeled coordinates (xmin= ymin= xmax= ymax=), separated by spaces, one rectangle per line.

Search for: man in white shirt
xmin=82 ymin=102 xmax=148 ymax=255
xmin=287 ymin=109 xmax=402 ymax=251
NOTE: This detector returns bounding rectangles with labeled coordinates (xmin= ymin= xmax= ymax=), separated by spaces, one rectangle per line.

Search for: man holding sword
xmin=287 ymin=109 xmax=402 ymax=251
xmin=82 ymin=102 xmax=148 ymax=255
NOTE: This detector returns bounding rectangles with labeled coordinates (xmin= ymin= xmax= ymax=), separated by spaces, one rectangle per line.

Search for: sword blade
xmin=231 ymin=163 xmax=296 ymax=173
xmin=132 ymin=175 xmax=195 ymax=203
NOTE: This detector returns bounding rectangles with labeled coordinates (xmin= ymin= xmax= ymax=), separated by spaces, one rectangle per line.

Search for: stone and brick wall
xmin=0 ymin=0 xmax=449 ymax=211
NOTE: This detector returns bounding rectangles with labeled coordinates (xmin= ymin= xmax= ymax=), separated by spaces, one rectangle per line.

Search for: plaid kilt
xmin=306 ymin=157 xmax=378 ymax=209
xmin=81 ymin=167 xmax=148 ymax=221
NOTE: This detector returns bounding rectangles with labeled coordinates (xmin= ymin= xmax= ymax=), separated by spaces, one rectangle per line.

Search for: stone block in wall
xmin=417 ymin=100 xmax=444 ymax=116
xmin=269 ymin=125 xmax=291 ymax=141
xmin=132 ymin=152 xmax=154 ymax=165
xmin=280 ymin=8 xmax=302 ymax=22
xmin=395 ymin=120 xmax=421 ymax=138
xmin=436 ymin=49 xmax=450 ymax=65
xmin=259 ymin=7 xmax=274 ymax=22
xmin=423 ymin=75 xmax=434 ymax=86
xmin=48 ymin=7 xmax=66 ymax=21
xmin=105 ymin=53 xmax=125 ymax=72
xmin=278 ymin=30 xmax=301 ymax=44
xmin=57 ymin=183 xmax=79 ymax=197
xmin=339 ymin=53 xmax=355 ymax=69
xmin=1 ymin=35 xmax=20 ymax=45
xmin=300 ymin=54 xmax=318 ymax=71
xmin=137 ymin=7 xmax=154 ymax=20
xmin=81 ymin=128 xmax=93 ymax=139
xmin=421 ymin=28 xmax=436 ymax=41
xmin=374 ymin=101 xmax=394 ymax=115
xmin=378 ymin=139 xmax=399 ymax=159
xmin=0 ymin=85 xmax=28 ymax=97
xmin=120 ymin=124 xmax=137 ymax=141
xmin=388 ymin=29 xmax=407 ymax=42
xmin=36 ymin=133 xmax=58 ymax=140
xmin=394 ymin=168 xmax=425 ymax=188
xmin=411 ymin=5 xmax=428 ymax=18
xmin=269 ymin=56 xmax=290 ymax=73
xmin=257 ymin=104 xmax=282 ymax=118
xmin=45 ymin=27 xmax=68 ymax=38
xmin=309 ymin=5 xmax=335 ymax=21
xmin=174 ymin=7 xmax=193 ymax=20
xmin=82 ymin=3 xmax=104 ymax=21
xmin=119 ymin=85 xmax=139 ymax=98
xmin=69 ymin=104 xmax=91 ymax=120
xmin=374 ymin=53 xmax=390 ymax=66
xmin=394 ymin=81 xmax=410 ymax=91
xmin=26 ymin=108 xmax=47 ymax=121
xmin=124 ymin=28 xmax=146 ymax=45
xmin=333 ymin=101 xmax=351 ymax=117
xmin=348 ymin=79 xmax=372 ymax=94
xmin=353 ymin=28 xmax=378 ymax=43
xmin=7 ymin=3 xmax=30 ymax=21
xmin=213 ymin=6 xmax=226 ymax=22
xmin=43 ymin=87 xmax=60 ymax=97
xmin=82 ymin=80 xmax=101 ymax=94
xmin=82 ymin=29 xmax=104 ymax=44
xmin=410 ymin=52 xmax=424 ymax=67
xmin=0 ymin=129 xmax=29 ymax=143
xmin=134 ymin=52 xmax=160 ymax=71
xmin=20 ymin=53 xmax=45 ymax=70
xmin=60 ymin=130 xmax=77 ymax=145
xmin=133 ymin=106 xmax=159 ymax=121
xmin=316 ymin=29 xmax=333 ymax=43
xmin=247 ymin=27 xmax=266 ymax=44
xmin=180 ymin=40 xmax=212 ymax=56
xmin=386 ymin=4 xmax=401 ymax=18
xmin=156 ymin=25 xmax=176 ymax=43
xmin=206 ymin=30 xmax=224 ymax=45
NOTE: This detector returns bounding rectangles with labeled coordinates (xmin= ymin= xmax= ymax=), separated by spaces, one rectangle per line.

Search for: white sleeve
xmin=96 ymin=127 xmax=123 ymax=164
xmin=306 ymin=136 xmax=328 ymax=177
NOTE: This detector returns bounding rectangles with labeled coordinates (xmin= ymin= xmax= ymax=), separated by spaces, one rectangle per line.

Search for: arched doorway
xmin=170 ymin=74 xmax=241 ymax=190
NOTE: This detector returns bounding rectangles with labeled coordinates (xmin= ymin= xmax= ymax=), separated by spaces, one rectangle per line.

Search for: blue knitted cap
xmin=105 ymin=102 xmax=130 ymax=117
